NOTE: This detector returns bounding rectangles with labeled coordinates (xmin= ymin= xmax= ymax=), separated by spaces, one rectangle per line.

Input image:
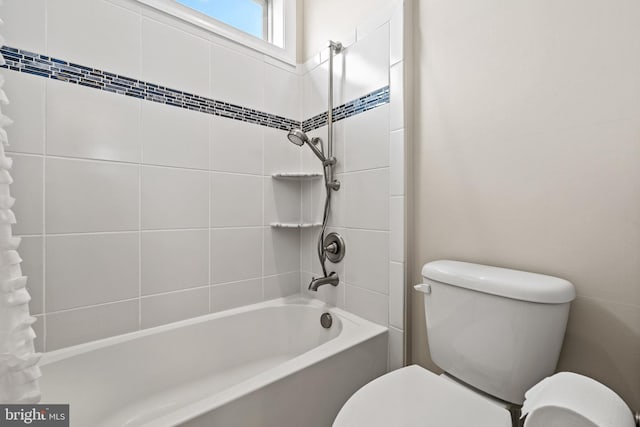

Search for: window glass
xmin=176 ymin=0 xmax=267 ymax=40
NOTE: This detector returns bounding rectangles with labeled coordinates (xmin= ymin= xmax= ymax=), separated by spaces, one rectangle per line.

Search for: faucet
xmin=308 ymin=272 xmax=339 ymax=291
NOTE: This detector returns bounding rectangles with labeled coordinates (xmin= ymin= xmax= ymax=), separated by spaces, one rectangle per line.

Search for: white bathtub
xmin=39 ymin=296 xmax=388 ymax=427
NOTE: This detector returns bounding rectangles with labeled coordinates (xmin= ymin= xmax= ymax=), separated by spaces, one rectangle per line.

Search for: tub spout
xmin=308 ymin=272 xmax=339 ymax=291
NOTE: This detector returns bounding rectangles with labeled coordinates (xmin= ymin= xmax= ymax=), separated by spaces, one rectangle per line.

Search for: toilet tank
xmin=415 ymin=261 xmax=575 ymax=405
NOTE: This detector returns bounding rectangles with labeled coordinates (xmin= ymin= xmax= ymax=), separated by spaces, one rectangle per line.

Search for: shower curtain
xmin=0 ymin=4 xmax=42 ymax=403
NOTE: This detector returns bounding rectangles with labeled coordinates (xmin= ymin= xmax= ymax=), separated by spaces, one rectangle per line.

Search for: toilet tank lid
xmin=421 ymin=260 xmax=576 ymax=303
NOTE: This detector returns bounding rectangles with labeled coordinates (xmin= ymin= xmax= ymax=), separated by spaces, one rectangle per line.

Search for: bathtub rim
xmin=39 ymin=295 xmax=388 ymax=427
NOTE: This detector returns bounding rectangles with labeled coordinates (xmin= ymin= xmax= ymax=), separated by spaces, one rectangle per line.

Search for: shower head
xmin=287 ymin=128 xmax=308 ymax=146
xmin=287 ymin=128 xmax=326 ymax=162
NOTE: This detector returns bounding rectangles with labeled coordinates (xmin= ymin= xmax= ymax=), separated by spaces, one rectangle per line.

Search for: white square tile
xmin=345 ymin=285 xmax=388 ymax=326
xmin=390 ymin=197 xmax=404 ymax=262
xmin=48 ymin=0 xmax=141 ymax=78
xmin=211 ymin=173 xmax=262 ymax=227
xmin=305 ymin=178 xmax=331 ymax=225
xmin=344 ymin=105 xmax=389 ymax=172
xmin=141 ymin=166 xmax=209 ymax=230
xmin=299 ymin=228 xmax=315 ymax=273
xmin=211 ymin=117 xmax=263 ymax=175
xmin=11 ymin=154 xmax=43 ymax=235
xmin=345 ymin=229 xmax=389 ymax=294
xmin=388 ymin=327 xmax=404 ymax=371
xmin=46 ymin=158 xmax=139 ymax=233
xmin=142 ymin=17 xmax=210 ymax=95
xmin=263 ymin=127 xmax=302 ymax=176
xmin=141 ymin=287 xmax=209 ymax=328
xmin=389 ymin=6 xmax=404 ymax=66
xmin=264 ymin=64 xmax=301 ymax=120
xmin=20 ymin=236 xmax=43 ymax=316
xmin=389 ymin=62 xmax=404 ymax=131
xmin=46 ymin=233 xmax=139 ymax=311
xmin=211 ymin=228 xmax=262 ymax=284
xmin=2 ymin=0 xmax=46 ymax=53
xmin=264 ymin=272 xmax=300 ymax=300
xmin=264 ymin=227 xmax=300 ymax=276
xmin=302 ymin=63 xmax=328 ymax=119
xmin=3 ymin=72 xmax=45 ymax=154
xmin=141 ymin=229 xmax=209 ymax=295
xmin=46 ymin=300 xmax=138 ymax=351
xmin=389 ymin=261 xmax=404 ymax=330
xmin=46 ymin=80 xmax=141 ymax=162
xmin=341 ymin=23 xmax=389 ymax=104
xmin=141 ymin=101 xmax=209 ymax=169
xmin=389 ymin=129 xmax=405 ymax=196
xmin=211 ymin=278 xmax=263 ymax=313
xmin=211 ymin=44 xmax=264 ymax=111
xmin=263 ymin=177 xmax=302 ymax=225
xmin=345 ymin=168 xmax=389 ymax=230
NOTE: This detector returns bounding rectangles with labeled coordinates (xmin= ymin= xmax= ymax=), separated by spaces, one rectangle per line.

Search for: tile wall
xmin=3 ymin=0 xmax=406 ymax=362
xmin=3 ymin=0 xmax=305 ymax=352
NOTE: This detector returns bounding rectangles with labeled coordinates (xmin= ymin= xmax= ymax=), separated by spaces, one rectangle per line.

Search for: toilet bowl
xmin=333 ymin=261 xmax=636 ymax=427
xmin=334 ymin=365 xmax=511 ymax=426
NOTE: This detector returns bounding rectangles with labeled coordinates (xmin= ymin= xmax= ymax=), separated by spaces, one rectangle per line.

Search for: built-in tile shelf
xmin=270 ymin=223 xmax=322 ymax=229
xmin=271 ymin=173 xmax=323 ymax=180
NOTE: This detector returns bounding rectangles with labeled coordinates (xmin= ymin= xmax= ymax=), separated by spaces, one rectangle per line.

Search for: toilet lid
xmin=333 ymin=365 xmax=511 ymax=427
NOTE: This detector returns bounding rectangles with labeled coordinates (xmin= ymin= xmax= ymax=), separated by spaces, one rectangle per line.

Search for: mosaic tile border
xmin=302 ymin=86 xmax=390 ymax=132
xmin=0 ymin=45 xmax=389 ymax=132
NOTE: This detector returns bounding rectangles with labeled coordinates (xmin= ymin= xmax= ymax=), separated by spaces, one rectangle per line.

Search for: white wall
xmin=411 ymin=0 xmax=640 ymax=409
xmin=3 ymin=0 xmax=304 ymax=351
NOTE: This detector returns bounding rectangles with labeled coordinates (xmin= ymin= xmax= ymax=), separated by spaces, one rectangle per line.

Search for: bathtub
xmin=39 ymin=296 xmax=388 ymax=427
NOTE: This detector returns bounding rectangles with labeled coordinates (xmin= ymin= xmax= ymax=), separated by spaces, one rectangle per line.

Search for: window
xmin=136 ymin=0 xmax=296 ymax=64
xmin=175 ymin=0 xmax=268 ymax=41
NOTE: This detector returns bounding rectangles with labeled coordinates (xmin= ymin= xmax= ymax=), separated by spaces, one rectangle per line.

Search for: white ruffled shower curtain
xmin=0 ymin=2 xmax=42 ymax=403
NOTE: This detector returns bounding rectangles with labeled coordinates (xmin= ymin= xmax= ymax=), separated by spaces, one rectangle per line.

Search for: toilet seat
xmin=333 ymin=365 xmax=511 ymax=427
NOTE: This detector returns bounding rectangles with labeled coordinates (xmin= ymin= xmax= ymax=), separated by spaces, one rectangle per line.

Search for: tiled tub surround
xmin=6 ymin=69 xmax=390 ymax=353
xmin=2 ymin=0 xmax=403 ymax=357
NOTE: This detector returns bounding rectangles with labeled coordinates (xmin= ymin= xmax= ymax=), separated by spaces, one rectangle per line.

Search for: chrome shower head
xmin=287 ymin=128 xmax=308 ymax=146
xmin=287 ymin=128 xmax=326 ymax=162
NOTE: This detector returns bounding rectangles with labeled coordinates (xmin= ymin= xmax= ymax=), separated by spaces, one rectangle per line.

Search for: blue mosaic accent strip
xmin=0 ymin=45 xmax=390 ymax=133
xmin=0 ymin=45 xmax=300 ymax=131
xmin=302 ymin=86 xmax=390 ymax=132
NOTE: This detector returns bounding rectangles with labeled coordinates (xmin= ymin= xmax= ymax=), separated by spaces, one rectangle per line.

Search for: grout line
xmin=137 ymin=100 xmax=142 ymax=330
xmin=344 ymin=281 xmax=390 ymax=298
xmin=46 ymin=296 xmax=142 ymax=316
xmin=208 ymin=140 xmax=212 ymax=313
xmin=6 ymin=151 xmax=272 ymax=178
xmin=261 ymin=130 xmax=266 ymax=300
xmin=140 ymin=284 xmax=210 ymax=300
xmin=40 ymin=56 xmax=48 ymax=352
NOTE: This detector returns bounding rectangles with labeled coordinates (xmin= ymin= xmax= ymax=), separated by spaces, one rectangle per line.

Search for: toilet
xmin=334 ymin=260 xmax=636 ymax=427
